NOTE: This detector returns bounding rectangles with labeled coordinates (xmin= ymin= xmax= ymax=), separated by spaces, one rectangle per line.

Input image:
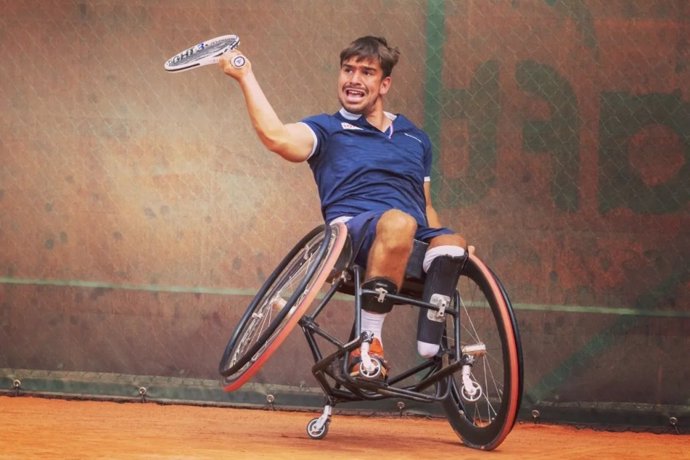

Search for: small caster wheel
xmin=306 ymin=417 xmax=329 ymax=440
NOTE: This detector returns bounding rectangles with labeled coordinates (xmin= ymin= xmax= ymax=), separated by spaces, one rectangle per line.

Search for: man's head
xmin=338 ymin=36 xmax=400 ymax=115
xmin=339 ymin=36 xmax=400 ymax=78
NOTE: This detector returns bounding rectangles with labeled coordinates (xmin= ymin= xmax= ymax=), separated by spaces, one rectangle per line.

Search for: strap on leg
xmin=361 ymin=277 xmax=398 ymax=314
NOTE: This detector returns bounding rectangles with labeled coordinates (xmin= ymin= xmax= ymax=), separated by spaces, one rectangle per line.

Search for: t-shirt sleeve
xmin=300 ymin=114 xmax=331 ymax=160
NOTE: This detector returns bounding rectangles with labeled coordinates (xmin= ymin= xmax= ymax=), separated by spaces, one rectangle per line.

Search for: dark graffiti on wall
xmin=424 ymin=1 xmax=689 ymax=216
xmin=430 ymin=62 xmax=689 ymax=214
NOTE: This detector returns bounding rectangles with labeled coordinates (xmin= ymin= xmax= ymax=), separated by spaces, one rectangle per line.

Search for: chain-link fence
xmin=1 ymin=0 xmax=688 ymax=432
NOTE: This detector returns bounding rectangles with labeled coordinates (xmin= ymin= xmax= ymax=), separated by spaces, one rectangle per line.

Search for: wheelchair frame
xmin=219 ymin=223 xmax=523 ymax=450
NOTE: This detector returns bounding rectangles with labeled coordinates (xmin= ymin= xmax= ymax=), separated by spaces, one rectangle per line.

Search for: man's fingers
xmin=229 ymin=53 xmax=247 ymax=69
xmin=220 ymin=50 xmax=249 ymax=77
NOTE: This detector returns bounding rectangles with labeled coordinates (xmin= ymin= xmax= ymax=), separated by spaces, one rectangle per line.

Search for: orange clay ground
xmin=0 ymin=396 xmax=687 ymax=459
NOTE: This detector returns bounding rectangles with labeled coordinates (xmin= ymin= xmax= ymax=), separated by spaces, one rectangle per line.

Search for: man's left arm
xmin=425 ymin=181 xmax=475 ymax=255
xmin=424 ymin=182 xmax=442 ymax=228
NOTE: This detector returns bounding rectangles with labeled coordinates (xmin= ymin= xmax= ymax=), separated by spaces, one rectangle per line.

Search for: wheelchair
xmin=218 ymin=222 xmax=523 ymax=451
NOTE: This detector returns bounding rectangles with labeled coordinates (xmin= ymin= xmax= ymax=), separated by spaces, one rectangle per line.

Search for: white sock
xmin=361 ymin=310 xmax=386 ymax=344
xmin=423 ymin=245 xmax=466 ymax=273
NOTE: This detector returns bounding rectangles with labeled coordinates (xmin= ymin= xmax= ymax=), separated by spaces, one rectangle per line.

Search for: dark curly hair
xmin=339 ymin=36 xmax=401 ymax=78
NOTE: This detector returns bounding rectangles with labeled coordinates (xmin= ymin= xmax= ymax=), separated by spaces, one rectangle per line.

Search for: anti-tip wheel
xmin=306 ymin=417 xmax=329 ymax=440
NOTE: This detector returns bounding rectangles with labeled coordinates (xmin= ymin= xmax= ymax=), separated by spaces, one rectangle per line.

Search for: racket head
xmin=164 ymin=34 xmax=240 ymax=73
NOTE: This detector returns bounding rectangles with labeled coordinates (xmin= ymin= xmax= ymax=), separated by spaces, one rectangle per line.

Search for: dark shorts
xmin=342 ymin=210 xmax=455 ymax=268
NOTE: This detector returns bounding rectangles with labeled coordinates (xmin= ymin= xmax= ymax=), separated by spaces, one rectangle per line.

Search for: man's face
xmin=337 ymin=56 xmax=391 ymax=115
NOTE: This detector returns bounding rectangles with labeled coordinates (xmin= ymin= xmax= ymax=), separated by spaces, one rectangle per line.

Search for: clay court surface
xmin=0 ymin=396 xmax=686 ymax=459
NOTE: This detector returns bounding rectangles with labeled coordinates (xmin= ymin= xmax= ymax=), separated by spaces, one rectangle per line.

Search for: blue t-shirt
xmin=301 ymin=108 xmax=432 ymax=226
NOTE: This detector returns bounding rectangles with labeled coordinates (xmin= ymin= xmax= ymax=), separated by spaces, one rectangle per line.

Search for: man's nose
xmin=348 ymin=70 xmax=363 ymax=85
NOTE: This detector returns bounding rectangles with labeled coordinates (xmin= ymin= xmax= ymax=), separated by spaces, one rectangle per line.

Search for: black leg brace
xmin=416 ymin=254 xmax=465 ymax=346
xmin=361 ymin=277 xmax=398 ymax=314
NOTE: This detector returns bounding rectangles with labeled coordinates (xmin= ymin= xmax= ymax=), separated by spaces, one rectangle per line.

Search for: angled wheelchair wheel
xmin=219 ymin=223 xmax=348 ymax=391
xmin=441 ymin=253 xmax=523 ymax=451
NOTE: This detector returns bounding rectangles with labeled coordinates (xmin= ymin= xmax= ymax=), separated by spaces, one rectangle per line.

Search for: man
xmin=220 ymin=36 xmax=467 ymax=379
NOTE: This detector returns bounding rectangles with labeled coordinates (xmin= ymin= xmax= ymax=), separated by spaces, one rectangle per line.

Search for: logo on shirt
xmin=404 ymin=132 xmax=423 ymax=144
xmin=341 ymin=122 xmax=363 ymax=130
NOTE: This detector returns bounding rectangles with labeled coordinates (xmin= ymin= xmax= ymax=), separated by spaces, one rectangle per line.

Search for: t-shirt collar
xmin=339 ymin=107 xmax=397 ymax=122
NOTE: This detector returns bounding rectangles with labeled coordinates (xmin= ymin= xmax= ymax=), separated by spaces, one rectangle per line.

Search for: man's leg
xmin=365 ymin=209 xmax=417 ymax=287
xmin=359 ymin=209 xmax=416 ymax=339
xmin=428 ymin=234 xmax=466 ymax=252
xmin=416 ymin=233 xmax=467 ymax=358
xmin=349 ymin=210 xmax=416 ymax=377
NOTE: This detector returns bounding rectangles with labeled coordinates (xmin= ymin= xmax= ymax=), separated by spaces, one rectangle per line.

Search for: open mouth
xmin=344 ymin=87 xmax=366 ymax=102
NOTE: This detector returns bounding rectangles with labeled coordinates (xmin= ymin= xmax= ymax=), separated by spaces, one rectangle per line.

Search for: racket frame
xmin=164 ymin=34 xmax=240 ymax=73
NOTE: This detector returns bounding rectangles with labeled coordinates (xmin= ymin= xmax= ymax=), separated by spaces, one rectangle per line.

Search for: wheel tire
xmin=306 ymin=417 xmax=329 ymax=440
xmin=440 ymin=254 xmax=523 ymax=450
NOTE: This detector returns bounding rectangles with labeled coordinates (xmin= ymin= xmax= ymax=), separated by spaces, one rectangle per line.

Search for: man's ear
xmin=379 ymin=76 xmax=392 ymax=96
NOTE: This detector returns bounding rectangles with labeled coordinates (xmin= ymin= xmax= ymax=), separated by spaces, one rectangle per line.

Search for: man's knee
xmin=428 ymin=233 xmax=466 ymax=250
xmin=376 ymin=209 xmax=416 ymax=249
xmin=425 ymin=233 xmax=466 ymax=272
xmin=378 ymin=209 xmax=417 ymax=232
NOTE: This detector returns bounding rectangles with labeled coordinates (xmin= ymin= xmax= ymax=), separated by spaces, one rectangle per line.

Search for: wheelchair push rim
xmin=219 ymin=223 xmax=349 ymax=392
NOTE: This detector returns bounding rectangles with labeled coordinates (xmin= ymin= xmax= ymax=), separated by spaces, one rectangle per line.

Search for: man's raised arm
xmin=219 ymin=50 xmax=314 ymax=163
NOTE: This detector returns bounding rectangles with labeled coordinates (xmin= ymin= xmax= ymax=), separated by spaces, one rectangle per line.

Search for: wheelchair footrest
xmin=414 ymin=359 xmax=464 ymax=393
xmin=314 ymin=355 xmax=458 ymax=404
xmin=306 ymin=323 xmax=458 ymax=404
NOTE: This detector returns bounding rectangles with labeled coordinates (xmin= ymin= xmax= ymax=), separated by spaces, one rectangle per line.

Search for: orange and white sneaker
xmin=349 ymin=338 xmax=389 ymax=380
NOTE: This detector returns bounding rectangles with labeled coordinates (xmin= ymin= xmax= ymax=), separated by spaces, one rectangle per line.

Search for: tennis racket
xmin=164 ymin=34 xmax=241 ymax=73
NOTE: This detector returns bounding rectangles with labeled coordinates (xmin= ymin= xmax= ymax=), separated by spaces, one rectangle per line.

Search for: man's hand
xmin=219 ymin=50 xmax=251 ymax=81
